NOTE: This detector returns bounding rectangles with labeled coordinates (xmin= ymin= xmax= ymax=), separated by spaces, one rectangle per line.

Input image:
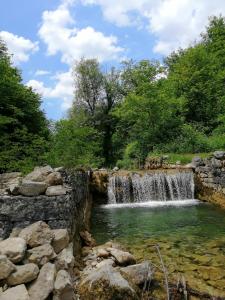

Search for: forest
xmin=1 ymin=16 xmax=225 ymax=173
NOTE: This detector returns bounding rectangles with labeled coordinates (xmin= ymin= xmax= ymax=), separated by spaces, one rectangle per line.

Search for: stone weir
xmin=0 ymin=166 xmax=92 ymax=255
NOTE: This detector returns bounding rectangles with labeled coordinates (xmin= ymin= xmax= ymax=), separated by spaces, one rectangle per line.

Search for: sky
xmin=1 ymin=0 xmax=225 ymax=120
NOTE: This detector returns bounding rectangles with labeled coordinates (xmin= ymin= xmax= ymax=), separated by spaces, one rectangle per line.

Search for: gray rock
xmin=52 ymin=229 xmax=70 ymax=254
xmin=7 ymin=263 xmax=39 ymax=286
xmin=211 ymin=158 xmax=222 ymax=168
xmin=46 ymin=185 xmax=67 ymax=196
xmin=19 ymin=180 xmax=48 ymax=196
xmin=0 ymin=237 xmax=26 ymax=263
xmin=19 ymin=221 xmax=54 ymax=247
xmin=9 ymin=228 xmax=22 ymax=238
xmin=108 ymin=248 xmax=136 ymax=266
xmin=120 ymin=262 xmax=153 ymax=286
xmin=8 ymin=184 xmax=20 ymax=195
xmin=55 ymin=243 xmax=74 ymax=273
xmin=53 ymin=270 xmax=75 ymax=300
xmin=0 ymin=284 xmax=29 ymax=300
xmin=27 ymin=244 xmax=57 ymax=266
xmin=0 ymin=255 xmax=15 ymax=280
xmin=192 ymin=157 xmax=203 ymax=168
xmin=113 ymin=167 xmax=119 ymax=172
xmin=213 ymin=151 xmax=225 ymax=160
xmin=28 ymin=263 xmax=56 ymax=300
xmin=45 ymin=172 xmax=63 ymax=186
xmin=24 ymin=166 xmax=53 ymax=182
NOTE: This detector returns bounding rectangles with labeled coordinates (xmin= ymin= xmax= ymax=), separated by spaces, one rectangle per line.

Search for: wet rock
xmin=7 ymin=263 xmax=39 ymax=286
xmin=0 ymin=255 xmax=15 ymax=280
xmin=27 ymin=244 xmax=56 ymax=266
xmin=19 ymin=221 xmax=54 ymax=247
xmin=28 ymin=262 xmax=56 ymax=300
xmin=108 ymin=248 xmax=136 ymax=266
xmin=0 ymin=284 xmax=29 ymax=300
xmin=79 ymin=231 xmax=96 ymax=247
xmin=53 ymin=270 xmax=75 ymax=300
xmin=55 ymin=243 xmax=74 ymax=273
xmin=24 ymin=166 xmax=53 ymax=182
xmin=45 ymin=185 xmax=67 ymax=196
xmin=45 ymin=172 xmax=63 ymax=186
xmin=120 ymin=262 xmax=153 ymax=286
xmin=0 ymin=237 xmax=26 ymax=263
xmin=52 ymin=229 xmax=70 ymax=254
xmin=78 ymin=263 xmax=138 ymax=300
xmin=19 ymin=180 xmax=48 ymax=196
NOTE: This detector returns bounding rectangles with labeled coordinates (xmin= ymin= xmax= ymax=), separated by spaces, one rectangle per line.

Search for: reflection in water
xmin=91 ymin=202 xmax=225 ymax=297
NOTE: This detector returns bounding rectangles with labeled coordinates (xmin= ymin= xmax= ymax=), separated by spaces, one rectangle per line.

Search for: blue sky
xmin=1 ymin=0 xmax=225 ymax=120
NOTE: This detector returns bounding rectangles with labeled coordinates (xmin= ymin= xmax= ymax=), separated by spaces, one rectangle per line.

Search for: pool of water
xmin=91 ymin=201 xmax=225 ymax=297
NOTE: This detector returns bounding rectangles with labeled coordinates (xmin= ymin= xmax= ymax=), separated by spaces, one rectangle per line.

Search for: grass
xmin=161 ymin=153 xmax=211 ymax=165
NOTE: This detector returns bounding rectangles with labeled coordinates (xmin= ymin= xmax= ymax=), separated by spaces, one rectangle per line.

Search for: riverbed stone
xmin=108 ymin=248 xmax=136 ymax=266
xmin=7 ymin=263 xmax=39 ymax=286
xmin=53 ymin=270 xmax=74 ymax=300
xmin=19 ymin=221 xmax=54 ymax=247
xmin=27 ymin=244 xmax=56 ymax=266
xmin=120 ymin=262 xmax=153 ymax=286
xmin=0 ymin=237 xmax=26 ymax=263
xmin=52 ymin=229 xmax=70 ymax=254
xmin=19 ymin=180 xmax=48 ymax=196
xmin=28 ymin=262 xmax=56 ymax=300
xmin=46 ymin=185 xmax=67 ymax=196
xmin=0 ymin=255 xmax=15 ymax=280
xmin=0 ymin=284 xmax=30 ymax=300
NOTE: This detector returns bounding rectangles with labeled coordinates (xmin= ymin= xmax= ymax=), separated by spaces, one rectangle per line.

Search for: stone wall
xmin=0 ymin=170 xmax=92 ymax=255
xmin=194 ymin=151 xmax=225 ymax=208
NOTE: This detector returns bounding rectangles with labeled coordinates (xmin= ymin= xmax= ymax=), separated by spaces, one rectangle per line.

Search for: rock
xmin=7 ymin=263 xmax=39 ymax=286
xmin=45 ymin=172 xmax=63 ymax=186
xmin=0 ymin=284 xmax=29 ymax=300
xmin=9 ymin=228 xmax=22 ymax=238
xmin=8 ymin=184 xmax=20 ymax=195
xmin=0 ymin=237 xmax=26 ymax=263
xmin=45 ymin=185 xmax=67 ymax=196
xmin=79 ymin=231 xmax=96 ymax=247
xmin=54 ymin=167 xmax=64 ymax=172
xmin=120 ymin=262 xmax=153 ymax=286
xmin=213 ymin=151 xmax=225 ymax=160
xmin=52 ymin=229 xmax=70 ymax=254
xmin=192 ymin=157 xmax=203 ymax=168
xmin=53 ymin=270 xmax=75 ymax=300
xmin=78 ymin=263 xmax=138 ymax=300
xmin=19 ymin=180 xmax=48 ymax=196
xmin=211 ymin=158 xmax=222 ymax=168
xmin=19 ymin=221 xmax=54 ymax=247
xmin=55 ymin=243 xmax=74 ymax=273
xmin=113 ymin=167 xmax=119 ymax=172
xmin=27 ymin=244 xmax=56 ymax=266
xmin=24 ymin=166 xmax=53 ymax=182
xmin=28 ymin=263 xmax=56 ymax=300
xmin=96 ymin=258 xmax=115 ymax=269
xmin=108 ymin=248 xmax=136 ymax=266
xmin=96 ymin=248 xmax=109 ymax=258
xmin=0 ymin=255 xmax=15 ymax=280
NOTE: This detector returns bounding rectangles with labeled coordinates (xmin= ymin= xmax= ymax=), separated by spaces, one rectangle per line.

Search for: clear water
xmin=91 ymin=201 xmax=225 ymax=296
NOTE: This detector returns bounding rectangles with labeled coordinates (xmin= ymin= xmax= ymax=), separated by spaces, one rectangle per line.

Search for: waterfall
xmin=108 ymin=171 xmax=194 ymax=204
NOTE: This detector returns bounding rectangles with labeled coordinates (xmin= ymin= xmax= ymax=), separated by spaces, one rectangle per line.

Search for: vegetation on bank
xmin=1 ymin=16 xmax=225 ymax=172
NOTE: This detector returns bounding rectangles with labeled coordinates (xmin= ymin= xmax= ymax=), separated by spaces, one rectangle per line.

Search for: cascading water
xmin=107 ymin=171 xmax=194 ymax=204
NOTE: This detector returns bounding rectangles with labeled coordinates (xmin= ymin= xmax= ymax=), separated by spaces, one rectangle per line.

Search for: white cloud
xmin=38 ymin=1 xmax=124 ymax=64
xmin=35 ymin=69 xmax=51 ymax=76
xmin=80 ymin=0 xmax=225 ymax=55
xmin=27 ymin=69 xmax=74 ymax=110
xmin=0 ymin=31 xmax=39 ymax=64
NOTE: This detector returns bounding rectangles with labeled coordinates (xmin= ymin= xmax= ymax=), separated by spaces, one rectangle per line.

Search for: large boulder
xmin=45 ymin=185 xmax=67 ymax=196
xmin=108 ymin=248 xmax=136 ymax=266
xmin=78 ymin=263 xmax=138 ymax=300
xmin=55 ymin=243 xmax=74 ymax=273
xmin=7 ymin=263 xmax=39 ymax=286
xmin=45 ymin=172 xmax=63 ymax=186
xmin=52 ymin=229 xmax=70 ymax=254
xmin=24 ymin=166 xmax=53 ymax=182
xmin=28 ymin=263 xmax=56 ymax=300
xmin=120 ymin=262 xmax=153 ymax=286
xmin=0 ymin=255 xmax=15 ymax=280
xmin=0 ymin=284 xmax=29 ymax=300
xmin=53 ymin=270 xmax=75 ymax=300
xmin=27 ymin=244 xmax=56 ymax=266
xmin=80 ymin=231 xmax=96 ymax=247
xmin=0 ymin=237 xmax=26 ymax=263
xmin=19 ymin=180 xmax=48 ymax=196
xmin=19 ymin=221 xmax=54 ymax=247
xmin=213 ymin=151 xmax=225 ymax=160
